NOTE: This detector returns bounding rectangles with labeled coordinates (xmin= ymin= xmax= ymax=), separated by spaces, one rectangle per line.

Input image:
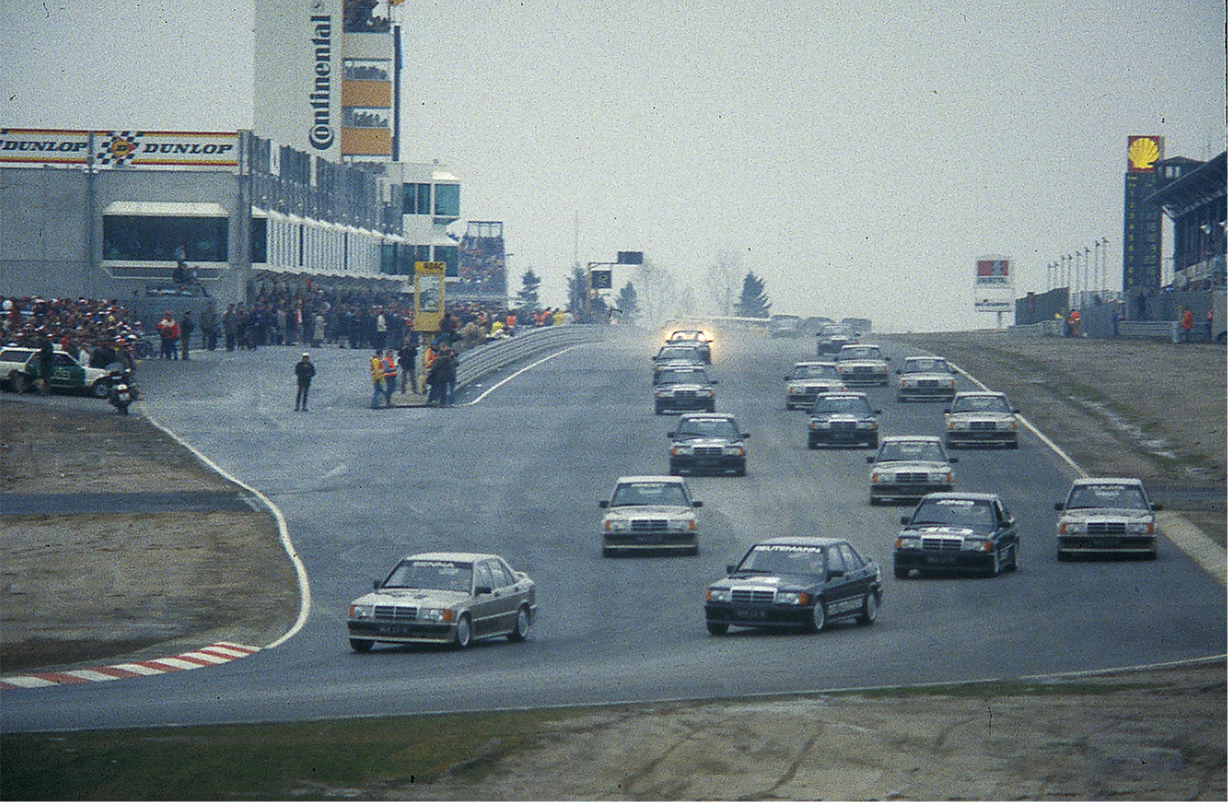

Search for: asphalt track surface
xmin=3 ymin=329 xmax=1225 ymax=733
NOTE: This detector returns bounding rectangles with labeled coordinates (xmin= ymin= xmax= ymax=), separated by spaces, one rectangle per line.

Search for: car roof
xmin=880 ymin=435 xmax=943 ymax=444
xmin=1070 ymin=477 xmax=1146 ymax=488
xmin=917 ymin=492 xmax=1002 ymax=503
xmin=402 ymin=551 xmax=505 ymax=563
xmin=677 ymin=412 xmax=736 ymax=422
xmin=751 ymin=536 xmax=849 ymax=548
xmin=616 ymin=475 xmax=687 ymax=485
xmin=952 ymin=390 xmax=1007 ymax=398
xmin=816 ymin=391 xmax=869 ymax=399
xmin=792 ymin=360 xmax=837 ymax=367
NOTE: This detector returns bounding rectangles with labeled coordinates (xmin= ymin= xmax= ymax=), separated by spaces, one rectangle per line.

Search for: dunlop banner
xmin=0 ymin=129 xmax=239 ymax=167
xmin=413 ymin=261 xmax=446 ymax=332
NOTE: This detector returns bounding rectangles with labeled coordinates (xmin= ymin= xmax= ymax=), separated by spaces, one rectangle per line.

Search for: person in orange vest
xmin=381 ymin=349 xmax=398 ymax=406
xmin=370 ymin=349 xmax=385 ymax=409
xmin=1179 ymin=308 xmax=1194 ymax=342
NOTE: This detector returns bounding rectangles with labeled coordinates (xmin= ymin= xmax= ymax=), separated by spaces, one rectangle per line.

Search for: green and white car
xmin=0 ymin=347 xmax=112 ymax=397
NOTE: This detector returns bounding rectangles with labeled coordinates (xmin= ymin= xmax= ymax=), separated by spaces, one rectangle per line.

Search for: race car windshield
xmin=839 ymin=347 xmax=880 ymax=360
xmin=1066 ymin=484 xmax=1149 ymax=510
xmin=951 ymin=395 xmax=1011 ymax=414
xmin=384 ymin=561 xmax=473 ymax=592
xmin=739 ymin=546 xmax=826 ymax=576
xmin=814 ymin=397 xmax=872 ymax=415
xmin=878 ymin=441 xmax=945 ymax=462
xmin=905 ymin=359 xmax=949 ymax=373
xmin=794 ymin=364 xmax=838 ymax=379
xmin=910 ymin=500 xmax=997 ymax=533
xmin=674 ymin=419 xmax=739 ymax=441
xmin=657 ymin=370 xmax=707 ymax=385
xmin=611 ymin=482 xmax=689 ymax=507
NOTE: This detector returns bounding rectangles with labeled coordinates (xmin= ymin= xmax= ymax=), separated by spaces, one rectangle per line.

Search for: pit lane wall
xmin=454 ymin=324 xmax=619 ymax=390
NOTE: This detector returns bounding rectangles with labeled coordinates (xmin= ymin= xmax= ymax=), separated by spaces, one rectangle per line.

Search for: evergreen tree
xmin=516 ymin=268 xmax=542 ymax=312
xmin=615 ymin=281 xmax=639 ymax=323
xmin=734 ymin=271 xmax=771 ymax=318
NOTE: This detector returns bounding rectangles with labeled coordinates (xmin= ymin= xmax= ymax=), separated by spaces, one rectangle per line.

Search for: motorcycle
xmin=105 ymin=363 xmax=139 ymax=415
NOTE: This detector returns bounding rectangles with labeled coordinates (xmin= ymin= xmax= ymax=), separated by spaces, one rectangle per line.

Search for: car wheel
xmin=988 ymin=549 xmax=1001 ymax=577
xmin=706 ymin=621 xmax=729 ymax=636
xmin=894 ymin=565 xmax=909 ymax=579
xmin=91 ymin=379 xmax=111 ymax=398
xmin=454 ymin=614 xmax=472 ymax=648
xmin=857 ymin=592 xmax=879 ymax=625
xmin=866 ymin=436 xmax=878 ymax=449
xmin=668 ymin=464 xmax=680 ymax=476
xmin=1007 ymin=543 xmax=1020 ymax=571
xmin=349 ymin=638 xmax=372 ymax=653
xmin=654 ymin=404 xmax=664 ymax=415
xmin=13 ymin=373 xmax=28 ymax=394
xmin=869 ymin=496 xmax=880 ymax=506
xmin=1057 ymin=549 xmax=1070 ymax=561
xmin=1008 ymin=440 xmax=1019 ymax=450
xmin=808 ymin=600 xmax=827 ymax=633
xmin=735 ymin=464 xmax=746 ymax=477
xmin=807 ymin=438 xmax=817 ymax=450
xmin=507 ymin=605 xmax=531 ymax=642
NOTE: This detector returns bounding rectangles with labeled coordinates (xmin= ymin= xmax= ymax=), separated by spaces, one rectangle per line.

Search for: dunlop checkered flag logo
xmin=97 ymin=131 xmax=143 ymax=165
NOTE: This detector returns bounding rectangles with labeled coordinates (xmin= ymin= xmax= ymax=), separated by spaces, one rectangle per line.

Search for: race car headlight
xmin=948 ymin=420 xmax=967 ymax=430
xmin=963 ymin=537 xmax=993 ymax=552
xmin=863 ymin=421 xmax=878 ymax=430
xmin=697 ymin=388 xmax=714 ymax=398
xmin=604 ymin=518 xmax=631 ymax=532
xmin=941 ymin=471 xmax=954 ymax=483
xmin=871 ymin=471 xmax=888 ymax=483
xmin=1058 ymin=520 xmax=1084 ymax=535
xmin=418 ymin=607 xmax=454 ymax=623
xmin=809 ymin=419 xmax=827 ymax=430
xmin=722 ymin=445 xmax=745 ymax=456
xmin=1127 ymin=521 xmax=1155 ymax=535
xmin=655 ymin=390 xmax=670 ymax=398
xmin=671 ymin=444 xmax=693 ymax=455
xmin=706 ymin=587 xmax=731 ymax=603
xmin=895 ymin=536 xmax=921 ymax=550
xmin=776 ymin=591 xmax=810 ymax=606
xmin=349 ymin=604 xmax=373 ymax=620
xmin=668 ymin=518 xmax=697 ymax=532
xmin=787 ymin=383 xmax=802 ymax=394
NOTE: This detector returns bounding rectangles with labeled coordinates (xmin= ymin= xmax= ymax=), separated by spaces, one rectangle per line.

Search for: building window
xmin=103 ymin=216 xmax=228 ymax=263
xmin=434 ymin=183 xmax=460 ymax=218
xmin=403 ymin=183 xmax=431 ymax=216
xmin=343 ymin=58 xmax=390 ymax=81
xmin=251 ymin=217 xmax=268 ymax=264
xmin=343 ymin=107 xmax=390 ymax=129
xmin=433 ymin=244 xmax=459 ymax=277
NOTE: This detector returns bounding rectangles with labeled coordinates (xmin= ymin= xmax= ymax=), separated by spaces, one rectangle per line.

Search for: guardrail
xmin=455 ymin=324 xmax=614 ymax=388
xmin=1117 ymin=321 xmax=1181 ymax=342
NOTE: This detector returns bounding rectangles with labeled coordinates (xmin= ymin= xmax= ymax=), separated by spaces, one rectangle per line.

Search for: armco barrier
xmin=454 ymin=324 xmax=614 ymax=389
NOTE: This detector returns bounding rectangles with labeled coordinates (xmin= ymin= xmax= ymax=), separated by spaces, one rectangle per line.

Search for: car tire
xmin=13 ymin=373 xmax=28 ymax=394
xmin=1007 ymin=543 xmax=1020 ymax=571
xmin=1008 ymin=441 xmax=1019 ymax=450
xmin=988 ymin=549 xmax=1001 ymax=577
xmin=1057 ymin=549 xmax=1070 ymax=561
xmin=706 ymin=621 xmax=729 ymax=636
xmin=857 ymin=592 xmax=879 ymax=625
xmin=91 ymin=379 xmax=111 ymax=398
xmin=668 ymin=464 xmax=680 ymax=476
xmin=894 ymin=565 xmax=909 ymax=579
xmin=808 ymin=600 xmax=827 ymax=633
xmin=349 ymin=638 xmax=373 ymax=653
xmin=735 ymin=464 xmax=746 ymax=477
xmin=654 ymin=404 xmax=664 ymax=415
xmin=807 ymin=438 xmax=817 ymax=450
xmin=454 ymin=614 xmax=472 ymax=649
xmin=507 ymin=605 xmax=531 ymax=642
xmin=866 ymin=436 xmax=878 ymax=449
xmin=869 ymin=496 xmax=880 ymax=506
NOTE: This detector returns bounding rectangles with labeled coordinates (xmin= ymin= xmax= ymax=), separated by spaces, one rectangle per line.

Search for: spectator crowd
xmin=2 ymin=296 xmax=148 ymax=370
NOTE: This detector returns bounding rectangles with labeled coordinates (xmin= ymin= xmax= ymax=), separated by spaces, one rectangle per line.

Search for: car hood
xmin=605 ymin=505 xmax=694 ymax=519
xmin=659 ymin=382 xmax=711 ymax=391
xmin=790 ymin=378 xmax=842 ymax=387
xmin=900 ymin=372 xmax=953 ymax=381
xmin=1060 ymin=508 xmax=1154 ymax=523
xmin=902 ymin=525 xmax=978 ymax=537
xmin=874 ymin=459 xmax=949 ymax=471
xmin=948 ymin=411 xmax=1013 ymax=420
xmin=710 ymin=572 xmax=816 ymax=591
xmin=673 ymin=436 xmax=738 ymax=447
xmin=811 ymin=413 xmax=869 ymax=422
xmin=839 ymin=359 xmax=886 ymax=368
xmin=350 ymin=587 xmax=470 ymax=607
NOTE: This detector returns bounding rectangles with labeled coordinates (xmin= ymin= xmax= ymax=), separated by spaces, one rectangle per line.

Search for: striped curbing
xmin=0 ymin=642 xmax=259 ymax=691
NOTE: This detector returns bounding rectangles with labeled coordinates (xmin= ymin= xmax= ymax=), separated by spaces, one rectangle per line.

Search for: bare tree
xmin=705 ymin=250 xmax=744 ymax=317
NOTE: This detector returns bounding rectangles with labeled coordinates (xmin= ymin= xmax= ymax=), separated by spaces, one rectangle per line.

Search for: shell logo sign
xmin=1127 ymin=136 xmax=1164 ymax=173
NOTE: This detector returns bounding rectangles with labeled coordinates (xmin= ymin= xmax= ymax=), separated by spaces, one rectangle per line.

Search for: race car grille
xmin=970 ymin=421 xmax=996 ymax=431
xmin=631 ymin=519 xmax=668 ymax=532
xmin=731 ymin=588 xmax=776 ymax=605
xmin=849 ymin=366 xmax=872 ymax=374
xmin=674 ymin=390 xmax=696 ymax=398
xmin=918 ymin=379 xmax=939 ymax=387
xmin=694 ymin=446 xmax=723 ymax=456
xmin=373 ymin=605 xmax=418 ymax=622
xmin=1087 ymin=522 xmax=1128 ymax=534
xmin=920 ymin=537 xmax=961 ymax=552
xmin=897 ymin=472 xmax=928 ymax=483
xmin=830 ymin=421 xmax=857 ymax=431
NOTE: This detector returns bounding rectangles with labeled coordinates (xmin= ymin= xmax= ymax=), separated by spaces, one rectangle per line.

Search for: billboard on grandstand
xmin=0 ymin=129 xmax=239 ymax=168
xmin=974 ymin=255 xmax=1014 ymax=310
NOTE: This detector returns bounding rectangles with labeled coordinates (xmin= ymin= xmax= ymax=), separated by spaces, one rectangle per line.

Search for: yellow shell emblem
xmin=1128 ymin=137 xmax=1160 ymax=171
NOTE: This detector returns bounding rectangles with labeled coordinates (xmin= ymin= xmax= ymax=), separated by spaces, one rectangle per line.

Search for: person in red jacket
xmin=1180 ymin=308 xmax=1194 ymax=343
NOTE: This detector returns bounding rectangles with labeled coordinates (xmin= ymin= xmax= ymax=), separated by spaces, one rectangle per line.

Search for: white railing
xmin=455 ymin=324 xmax=614 ymax=388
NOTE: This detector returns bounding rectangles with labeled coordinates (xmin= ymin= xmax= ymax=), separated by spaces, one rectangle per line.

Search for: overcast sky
xmin=4 ymin=0 xmax=1224 ymax=331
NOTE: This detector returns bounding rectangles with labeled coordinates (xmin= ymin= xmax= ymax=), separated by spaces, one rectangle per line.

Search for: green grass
xmin=1 ymin=710 xmax=568 ymax=800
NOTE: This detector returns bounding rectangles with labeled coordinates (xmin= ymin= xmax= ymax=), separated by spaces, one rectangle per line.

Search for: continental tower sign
xmin=307 ymin=11 xmax=335 ymax=151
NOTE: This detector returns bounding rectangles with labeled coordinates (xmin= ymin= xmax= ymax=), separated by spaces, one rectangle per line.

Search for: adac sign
xmin=0 ymin=129 xmax=238 ymax=168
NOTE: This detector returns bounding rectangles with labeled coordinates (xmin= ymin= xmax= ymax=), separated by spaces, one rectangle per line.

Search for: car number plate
xmin=376 ymin=624 xmax=410 ymax=635
xmin=927 ymin=555 xmax=957 ymax=565
xmin=735 ymin=607 xmax=766 ymax=619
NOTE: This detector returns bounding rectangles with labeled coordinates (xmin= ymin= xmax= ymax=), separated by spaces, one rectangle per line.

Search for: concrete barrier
xmin=455 ymin=324 xmax=614 ymax=388
xmin=1117 ymin=321 xmax=1181 ymax=342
